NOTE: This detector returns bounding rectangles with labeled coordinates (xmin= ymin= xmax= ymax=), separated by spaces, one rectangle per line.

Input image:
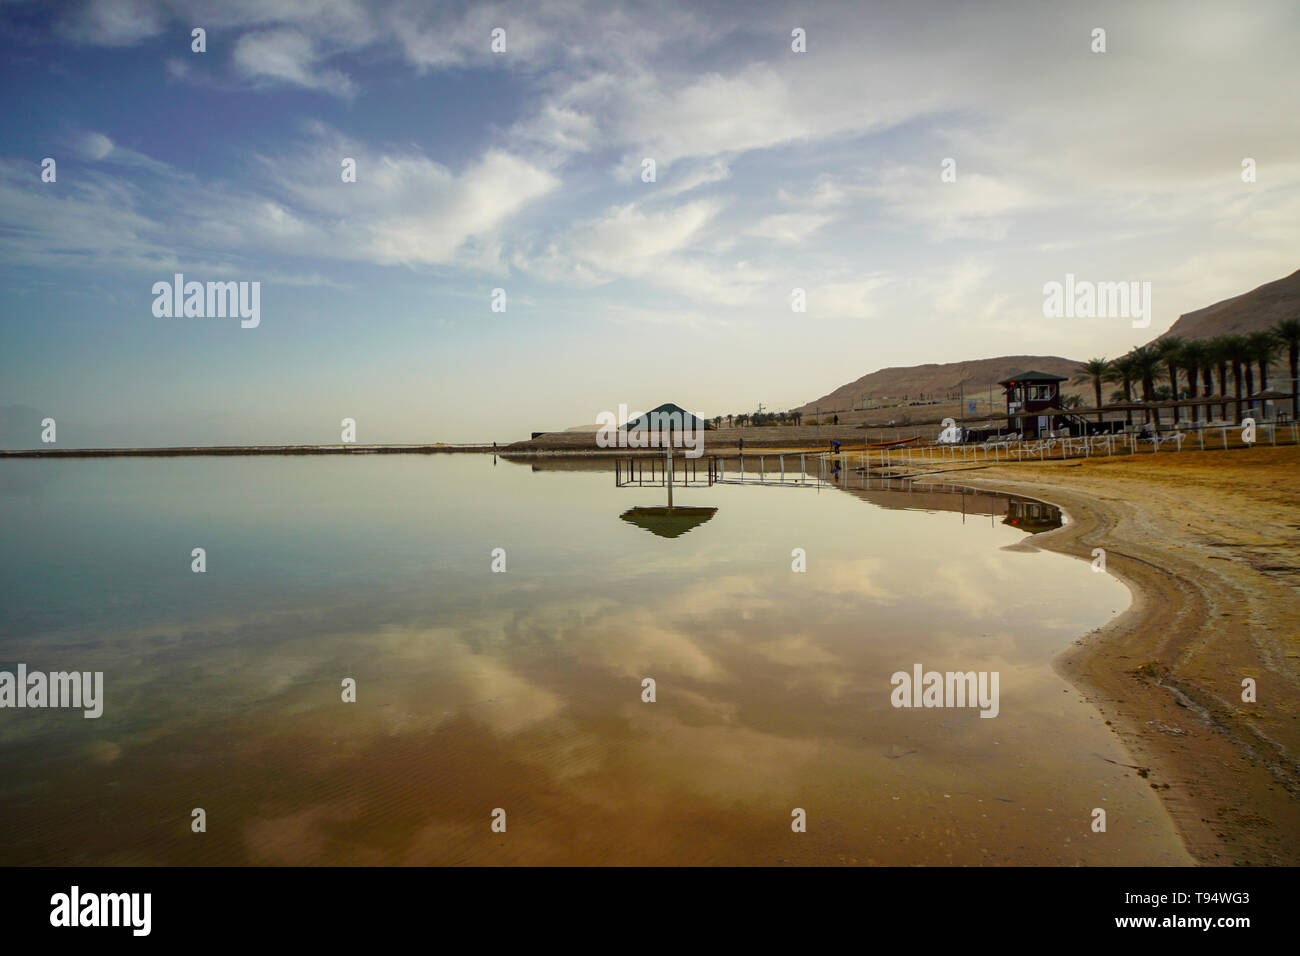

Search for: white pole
xmin=667 ymin=444 xmax=673 ymax=508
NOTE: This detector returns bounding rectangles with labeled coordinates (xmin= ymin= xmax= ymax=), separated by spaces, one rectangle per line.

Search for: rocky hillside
xmin=794 ymin=355 xmax=1084 ymax=414
xmin=1155 ymin=268 xmax=1300 ymax=342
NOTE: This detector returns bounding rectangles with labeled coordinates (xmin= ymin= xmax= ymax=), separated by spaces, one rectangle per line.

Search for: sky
xmin=1 ymin=0 xmax=1298 ymax=446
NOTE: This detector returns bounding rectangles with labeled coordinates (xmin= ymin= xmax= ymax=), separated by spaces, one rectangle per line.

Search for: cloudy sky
xmin=2 ymin=0 xmax=1298 ymax=445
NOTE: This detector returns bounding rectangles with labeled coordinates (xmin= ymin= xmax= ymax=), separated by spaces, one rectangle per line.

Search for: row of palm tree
xmin=712 ymin=410 xmax=805 ymax=428
xmin=1074 ymin=321 xmax=1300 ymax=428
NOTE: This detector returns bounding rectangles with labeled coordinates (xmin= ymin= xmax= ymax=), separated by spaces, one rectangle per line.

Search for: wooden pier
xmin=615 ymin=420 xmax=1300 ymax=495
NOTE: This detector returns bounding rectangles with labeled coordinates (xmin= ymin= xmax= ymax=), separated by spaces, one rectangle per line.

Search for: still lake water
xmin=0 ymin=455 xmax=1191 ymax=865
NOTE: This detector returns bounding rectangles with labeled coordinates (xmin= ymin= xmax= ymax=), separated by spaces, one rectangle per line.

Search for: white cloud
xmin=611 ymin=66 xmax=814 ymax=168
xmin=19 ymin=0 xmax=1300 ymax=360
xmin=856 ymin=166 xmax=1044 ymax=242
xmin=510 ymin=104 xmax=599 ymax=159
xmin=660 ymin=159 xmax=731 ymax=196
xmin=75 ymin=131 xmax=179 ymax=177
xmin=804 ymin=277 xmax=891 ymax=321
xmin=932 ymin=261 xmax=993 ymax=315
xmin=0 ymin=125 xmax=560 ymax=275
xmin=602 ymin=303 xmax=740 ymax=336
xmin=362 ymin=150 xmax=559 ymax=266
xmin=60 ymin=0 xmax=165 ymax=45
xmin=748 ymin=212 xmax=835 ymax=244
xmin=232 ymin=29 xmax=355 ymax=98
xmin=572 ymin=200 xmax=722 ymax=275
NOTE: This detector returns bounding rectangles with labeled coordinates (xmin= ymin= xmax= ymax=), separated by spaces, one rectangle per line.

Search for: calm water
xmin=0 ymin=455 xmax=1191 ymax=865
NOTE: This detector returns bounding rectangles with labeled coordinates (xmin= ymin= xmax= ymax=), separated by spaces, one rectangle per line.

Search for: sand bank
xmin=953 ymin=445 xmax=1299 ymax=865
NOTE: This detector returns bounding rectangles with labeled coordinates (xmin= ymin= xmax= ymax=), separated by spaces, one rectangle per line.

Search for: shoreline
xmin=955 ymin=448 xmax=1300 ymax=866
xmin=0 ymin=444 xmax=497 ymax=457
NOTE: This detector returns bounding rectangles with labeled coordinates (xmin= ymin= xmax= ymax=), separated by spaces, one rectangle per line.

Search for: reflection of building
xmin=1002 ymin=498 xmax=1063 ymax=533
xmin=834 ymin=476 xmax=1063 ymax=533
xmin=999 ymin=370 xmax=1068 ymax=438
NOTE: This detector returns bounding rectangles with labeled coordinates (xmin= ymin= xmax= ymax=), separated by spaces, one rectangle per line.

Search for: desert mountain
xmin=1155 ymin=268 xmax=1300 ymax=343
xmin=794 ymin=355 xmax=1084 ymax=414
xmin=796 ymin=268 xmax=1299 ymax=415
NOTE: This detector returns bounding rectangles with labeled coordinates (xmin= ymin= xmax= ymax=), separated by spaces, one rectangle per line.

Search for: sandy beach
xmin=946 ymin=445 xmax=1300 ymax=865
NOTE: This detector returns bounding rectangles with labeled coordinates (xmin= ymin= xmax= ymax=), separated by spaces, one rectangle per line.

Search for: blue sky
xmin=2 ymin=0 xmax=1298 ymax=446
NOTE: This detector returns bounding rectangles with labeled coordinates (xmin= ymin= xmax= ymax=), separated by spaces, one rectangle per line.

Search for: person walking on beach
xmin=738 ymin=437 xmax=744 ymax=456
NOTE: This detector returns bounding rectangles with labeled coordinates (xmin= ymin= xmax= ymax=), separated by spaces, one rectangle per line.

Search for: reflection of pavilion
xmin=615 ymin=449 xmax=718 ymax=538
xmin=619 ymin=506 xmax=718 ymax=538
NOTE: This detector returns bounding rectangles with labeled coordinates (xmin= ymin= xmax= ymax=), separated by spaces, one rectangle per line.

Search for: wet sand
xmin=952 ymin=444 xmax=1300 ymax=865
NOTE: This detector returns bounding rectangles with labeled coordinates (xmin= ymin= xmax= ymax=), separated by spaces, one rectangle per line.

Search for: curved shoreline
xmin=956 ymin=466 xmax=1300 ymax=866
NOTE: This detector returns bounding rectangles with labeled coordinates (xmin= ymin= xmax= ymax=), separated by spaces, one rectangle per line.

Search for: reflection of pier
xmin=602 ymin=450 xmax=1061 ymax=535
xmin=614 ymin=455 xmax=717 ymax=487
xmin=712 ymin=453 xmax=834 ymax=487
xmin=614 ymin=450 xmax=719 ymax=537
xmin=614 ymin=452 xmax=839 ymax=489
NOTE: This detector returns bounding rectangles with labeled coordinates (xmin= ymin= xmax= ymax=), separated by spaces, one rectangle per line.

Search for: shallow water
xmin=0 ymin=455 xmax=1191 ymax=865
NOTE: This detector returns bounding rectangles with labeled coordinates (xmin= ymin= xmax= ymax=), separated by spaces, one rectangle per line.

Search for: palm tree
xmin=1074 ymin=357 xmax=1110 ymax=423
xmin=1239 ymin=331 xmax=1281 ymax=419
xmin=1219 ymin=335 xmax=1250 ymax=422
xmin=1273 ymin=318 xmax=1300 ymax=420
xmin=1179 ymin=340 xmax=1205 ymax=424
xmin=1127 ymin=344 xmax=1164 ymax=430
xmin=1243 ymin=346 xmax=1256 ymax=408
xmin=1247 ymin=329 xmax=1283 ymax=394
xmin=1207 ymin=336 xmax=1233 ymax=421
xmin=1197 ymin=343 xmax=1218 ymax=421
xmin=1105 ymin=356 xmax=1137 ymax=427
xmin=1156 ymin=337 xmax=1184 ymax=424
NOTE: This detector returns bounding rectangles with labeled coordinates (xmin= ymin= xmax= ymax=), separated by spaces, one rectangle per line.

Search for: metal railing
xmin=855 ymin=421 xmax=1297 ymax=467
